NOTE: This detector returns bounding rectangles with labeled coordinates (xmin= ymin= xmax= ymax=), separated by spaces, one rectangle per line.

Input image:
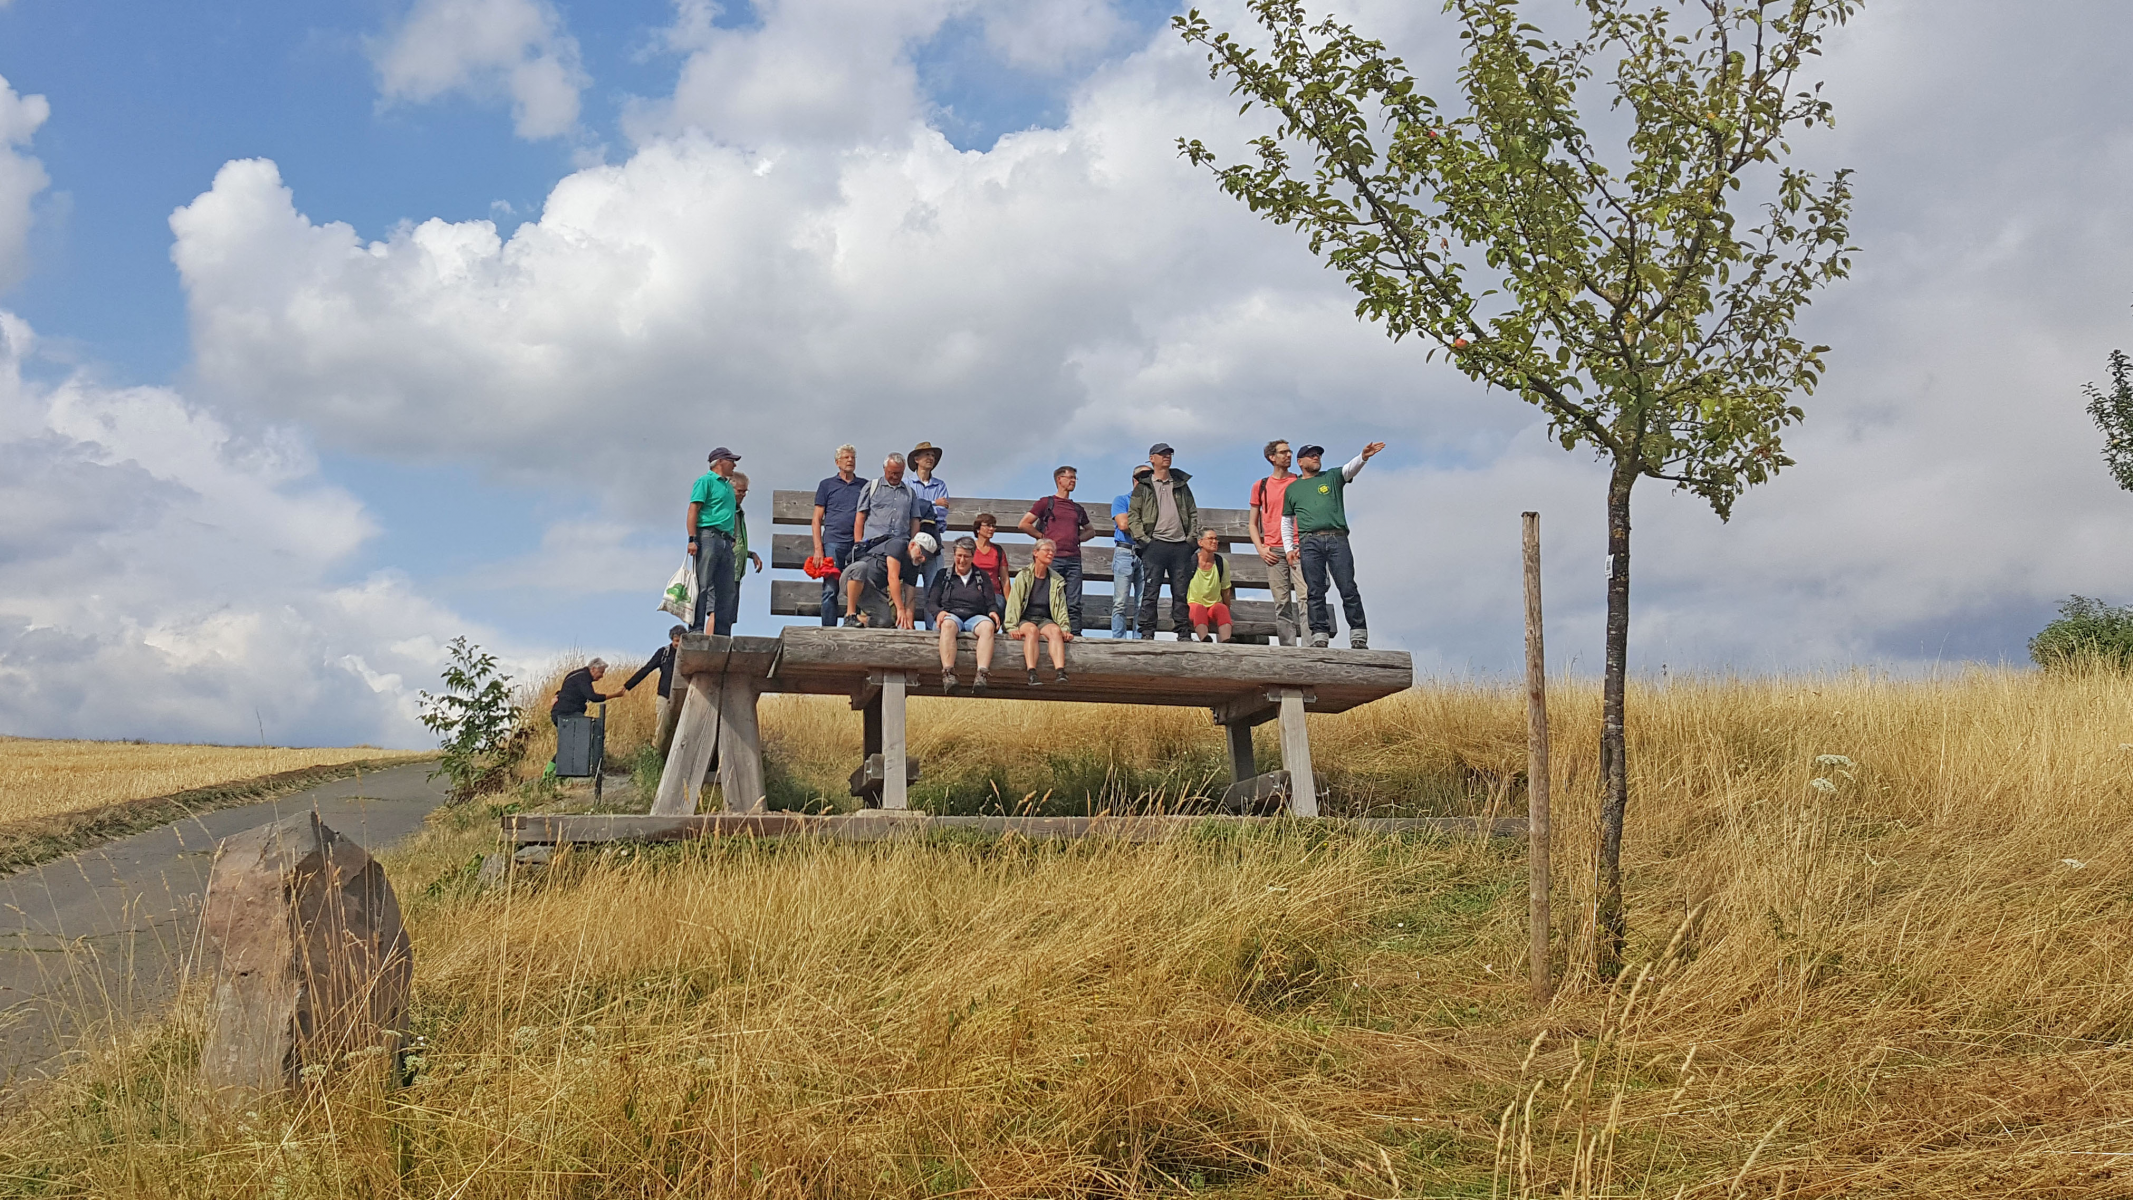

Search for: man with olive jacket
xmin=1126 ymin=442 xmax=1199 ymax=641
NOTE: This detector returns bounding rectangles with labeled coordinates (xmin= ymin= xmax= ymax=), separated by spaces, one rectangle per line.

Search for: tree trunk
xmin=1597 ymin=459 xmax=1637 ymax=979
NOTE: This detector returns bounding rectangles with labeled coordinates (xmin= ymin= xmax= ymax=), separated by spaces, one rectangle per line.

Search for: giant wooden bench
xmin=765 ymin=489 xmax=1284 ymax=638
xmin=497 ymin=628 xmax=1525 ymax=847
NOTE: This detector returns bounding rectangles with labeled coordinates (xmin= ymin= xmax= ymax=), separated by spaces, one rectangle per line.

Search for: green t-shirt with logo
xmin=1282 ymin=470 xmax=1350 ymax=535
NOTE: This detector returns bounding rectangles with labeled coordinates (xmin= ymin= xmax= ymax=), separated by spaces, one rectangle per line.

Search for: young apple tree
xmin=1177 ymin=0 xmax=1858 ymax=975
xmin=2085 ymin=346 xmax=2133 ymax=491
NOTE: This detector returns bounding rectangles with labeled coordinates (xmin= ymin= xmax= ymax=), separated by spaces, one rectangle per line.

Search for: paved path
xmin=0 ymin=762 xmax=449 ymax=1088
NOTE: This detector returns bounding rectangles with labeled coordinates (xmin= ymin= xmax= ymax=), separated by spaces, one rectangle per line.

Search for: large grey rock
xmin=196 ymin=811 xmax=413 ymax=1093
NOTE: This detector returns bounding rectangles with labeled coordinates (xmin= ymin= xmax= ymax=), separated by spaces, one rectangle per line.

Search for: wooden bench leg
xmin=1277 ymin=688 xmax=1318 ymax=817
xmin=1226 ymin=721 xmax=1256 ymax=785
xmin=652 ymin=673 xmax=720 ymax=816
xmin=718 ymin=676 xmax=765 ymax=813
xmin=882 ymin=671 xmax=908 ymax=811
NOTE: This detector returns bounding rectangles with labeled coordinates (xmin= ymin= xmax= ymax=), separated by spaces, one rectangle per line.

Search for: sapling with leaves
xmin=2084 ymin=346 xmax=2133 ymax=492
xmin=417 ymin=636 xmax=526 ymax=802
xmin=1177 ymin=0 xmax=1859 ymax=975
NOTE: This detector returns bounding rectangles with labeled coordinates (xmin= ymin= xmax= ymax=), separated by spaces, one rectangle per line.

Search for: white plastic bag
xmin=659 ymin=559 xmax=697 ymax=623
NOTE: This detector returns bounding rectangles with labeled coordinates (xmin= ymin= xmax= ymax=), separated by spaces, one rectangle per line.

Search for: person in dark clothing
xmin=1018 ymin=465 xmax=1089 ymax=633
xmin=624 ymin=626 xmax=688 ymax=734
xmin=551 ymin=659 xmax=615 ymax=721
xmin=811 ymin=444 xmax=864 ymax=625
xmin=1125 ymin=442 xmax=1200 ymax=641
xmin=929 ymin=537 xmax=999 ymax=694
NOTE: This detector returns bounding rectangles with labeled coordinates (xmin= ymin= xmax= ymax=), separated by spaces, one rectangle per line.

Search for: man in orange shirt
xmin=1248 ymin=439 xmax=1308 ymax=646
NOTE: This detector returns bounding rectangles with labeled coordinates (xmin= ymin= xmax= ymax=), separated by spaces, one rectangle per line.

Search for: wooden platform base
xmin=505 ymin=812 xmax=1528 ymax=845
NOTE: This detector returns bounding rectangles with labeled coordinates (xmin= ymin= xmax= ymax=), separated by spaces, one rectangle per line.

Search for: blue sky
xmin=0 ymin=0 xmax=1207 ymax=658
xmin=2 ymin=0 xmax=2132 ymax=746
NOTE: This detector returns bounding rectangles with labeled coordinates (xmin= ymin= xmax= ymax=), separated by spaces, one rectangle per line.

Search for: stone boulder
xmin=197 ymin=810 xmax=413 ymax=1093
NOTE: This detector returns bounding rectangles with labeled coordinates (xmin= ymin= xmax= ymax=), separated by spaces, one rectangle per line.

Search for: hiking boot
xmin=1349 ymin=628 xmax=1369 ymax=650
xmin=972 ymin=670 xmax=990 ymax=695
xmin=1308 ymin=632 xmax=1330 ymax=649
xmin=941 ymin=672 xmax=958 ymax=695
xmin=1026 ymin=668 xmax=1041 ymax=687
xmin=1054 ymin=667 xmax=1070 ymax=685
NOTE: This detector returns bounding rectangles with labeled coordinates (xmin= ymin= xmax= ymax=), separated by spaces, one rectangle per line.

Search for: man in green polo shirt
xmin=687 ymin=446 xmax=742 ymax=634
xmin=1281 ymin=440 xmax=1385 ymax=649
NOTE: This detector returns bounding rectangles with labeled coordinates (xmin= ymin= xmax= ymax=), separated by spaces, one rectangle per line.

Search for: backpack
xmin=1031 ymin=496 xmax=1089 ymax=550
xmin=859 ymin=478 xmax=926 ymax=535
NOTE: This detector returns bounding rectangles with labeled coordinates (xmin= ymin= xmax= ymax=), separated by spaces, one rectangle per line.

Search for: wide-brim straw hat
xmin=909 ymin=441 xmax=944 ymax=466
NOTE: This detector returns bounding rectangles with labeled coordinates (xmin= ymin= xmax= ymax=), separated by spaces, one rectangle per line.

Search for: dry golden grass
xmin=6 ymin=668 xmax=2133 ymax=1196
xmin=0 ymin=739 xmax=424 ymax=827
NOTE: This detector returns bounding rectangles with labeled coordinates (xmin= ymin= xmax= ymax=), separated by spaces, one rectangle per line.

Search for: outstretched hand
xmin=1360 ymin=441 xmax=1387 ymax=461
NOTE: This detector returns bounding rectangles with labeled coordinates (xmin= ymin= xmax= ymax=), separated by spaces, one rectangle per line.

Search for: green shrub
xmin=417 ymin=637 xmax=529 ymax=801
xmin=2029 ymin=595 xmax=2133 ymax=670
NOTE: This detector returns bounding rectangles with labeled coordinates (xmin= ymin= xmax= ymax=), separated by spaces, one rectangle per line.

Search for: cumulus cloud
xmin=170 ymin=0 xmax=2133 ymax=672
xmin=372 ymin=0 xmax=587 ymax=140
xmin=0 ymin=73 xmax=51 ymax=291
xmin=0 ymin=312 xmax=535 ymax=747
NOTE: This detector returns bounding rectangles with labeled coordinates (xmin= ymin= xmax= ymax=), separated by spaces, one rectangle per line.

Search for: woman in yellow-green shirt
xmin=1186 ymin=528 xmax=1235 ymax=643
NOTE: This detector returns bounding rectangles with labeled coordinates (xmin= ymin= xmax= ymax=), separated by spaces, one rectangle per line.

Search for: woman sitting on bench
xmin=1005 ymin=537 xmax=1074 ymax=686
xmin=929 ymin=537 xmax=998 ymax=694
xmin=1187 ymin=527 xmax=1236 ymax=643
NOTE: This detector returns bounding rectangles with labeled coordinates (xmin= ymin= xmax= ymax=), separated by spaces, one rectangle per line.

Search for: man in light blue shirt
xmin=907 ymin=442 xmax=951 ymax=607
xmin=1110 ymin=465 xmax=1150 ymax=637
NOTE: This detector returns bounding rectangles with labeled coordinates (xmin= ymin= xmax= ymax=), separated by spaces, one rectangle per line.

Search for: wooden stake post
xmin=1522 ymin=512 xmax=1553 ymax=1003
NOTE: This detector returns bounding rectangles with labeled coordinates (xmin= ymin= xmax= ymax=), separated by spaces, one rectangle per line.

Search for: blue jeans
xmin=819 ymin=535 xmax=854 ymax=626
xmin=693 ymin=531 xmax=738 ymax=635
xmin=1110 ymin=547 xmax=1142 ymax=637
xmin=1053 ymin=555 xmax=1084 ymax=633
xmin=1300 ymin=531 xmax=1365 ymax=637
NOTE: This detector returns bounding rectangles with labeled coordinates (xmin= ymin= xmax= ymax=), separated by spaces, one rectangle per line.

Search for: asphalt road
xmin=0 ymin=762 xmax=449 ymax=1089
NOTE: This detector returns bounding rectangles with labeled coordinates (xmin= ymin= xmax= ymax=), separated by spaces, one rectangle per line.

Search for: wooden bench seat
xmin=651 ymin=630 xmax=1414 ymax=820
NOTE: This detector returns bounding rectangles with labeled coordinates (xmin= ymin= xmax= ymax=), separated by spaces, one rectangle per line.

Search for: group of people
xmin=792 ymin=437 xmax=1383 ymax=690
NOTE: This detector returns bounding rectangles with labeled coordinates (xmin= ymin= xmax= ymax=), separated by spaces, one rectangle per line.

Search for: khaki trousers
xmin=1266 ymin=556 xmax=1308 ymax=646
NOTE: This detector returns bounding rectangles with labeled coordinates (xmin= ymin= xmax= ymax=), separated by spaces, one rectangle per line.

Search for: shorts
xmin=940 ymin=612 xmax=994 ymax=633
xmin=1189 ymin=602 xmax=1232 ymax=628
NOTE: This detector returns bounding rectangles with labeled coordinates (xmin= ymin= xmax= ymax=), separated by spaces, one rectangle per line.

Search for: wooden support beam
xmin=652 ymin=673 xmax=719 ymax=816
xmin=717 ymin=674 xmax=765 ymax=813
xmin=1277 ymin=688 xmax=1317 ymax=817
xmin=1226 ymin=721 xmax=1257 ymax=784
xmin=881 ymin=670 xmax=909 ymax=810
xmin=504 ymin=812 xmax=1529 ymax=845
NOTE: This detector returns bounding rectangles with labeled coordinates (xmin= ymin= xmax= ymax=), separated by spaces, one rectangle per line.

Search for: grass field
xmin=3 ymin=668 xmax=2130 ymax=1196
xmin=0 ymin=739 xmax=425 ymax=827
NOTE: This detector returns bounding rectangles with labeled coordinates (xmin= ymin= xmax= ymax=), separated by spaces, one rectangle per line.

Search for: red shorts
xmin=1189 ymin=602 xmax=1232 ymax=628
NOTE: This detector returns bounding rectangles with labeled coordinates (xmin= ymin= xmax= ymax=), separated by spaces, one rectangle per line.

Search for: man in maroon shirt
xmin=1018 ymin=465 xmax=1090 ymax=633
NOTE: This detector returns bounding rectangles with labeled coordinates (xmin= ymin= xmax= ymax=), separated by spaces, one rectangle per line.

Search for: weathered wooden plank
xmin=1225 ymin=722 xmax=1257 ymax=784
xmin=652 ymin=673 xmax=718 ymax=816
xmin=775 ymin=627 xmax=1410 ymax=691
xmin=673 ymin=634 xmax=782 ymax=680
xmin=771 ymin=490 xmax=1258 ymax=540
xmin=766 ymin=580 xmax=1280 ymax=635
xmin=768 ymin=532 xmax=1275 ymax=588
xmin=881 ymin=671 xmax=909 ymax=810
xmin=505 ymin=812 xmax=1529 ymax=845
xmin=717 ymin=676 xmax=765 ymax=814
xmin=1278 ymin=689 xmax=1318 ymax=818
